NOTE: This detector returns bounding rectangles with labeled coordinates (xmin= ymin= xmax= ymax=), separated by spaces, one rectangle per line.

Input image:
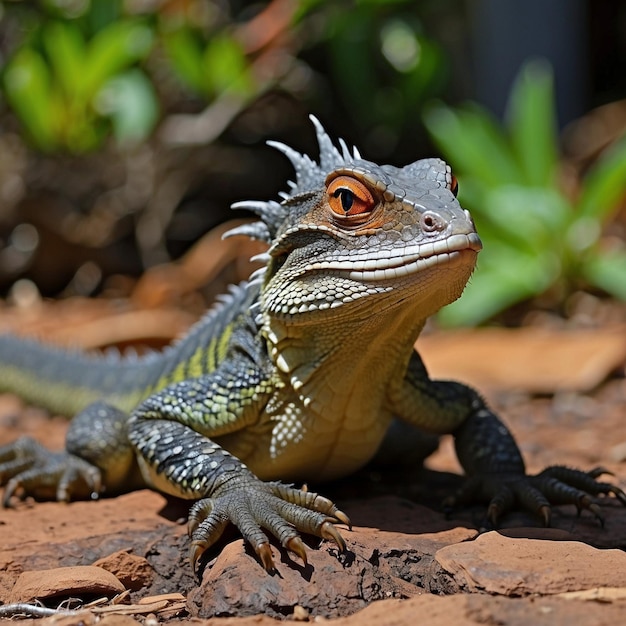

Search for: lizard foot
xmin=444 ymin=465 xmax=626 ymax=528
xmin=0 ymin=436 xmax=102 ymax=505
xmin=187 ymin=479 xmax=350 ymax=575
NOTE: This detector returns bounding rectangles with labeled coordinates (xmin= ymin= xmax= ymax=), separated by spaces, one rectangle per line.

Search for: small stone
xmin=435 ymin=531 xmax=626 ymax=595
xmin=93 ymin=549 xmax=154 ymax=591
xmin=9 ymin=565 xmax=125 ymax=603
xmin=293 ymin=605 xmax=309 ymax=621
xmin=186 ymin=497 xmax=469 ymax=620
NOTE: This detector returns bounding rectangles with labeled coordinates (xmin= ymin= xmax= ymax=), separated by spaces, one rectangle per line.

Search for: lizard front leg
xmin=127 ymin=364 xmax=348 ymax=575
xmin=389 ymin=351 xmax=626 ymax=526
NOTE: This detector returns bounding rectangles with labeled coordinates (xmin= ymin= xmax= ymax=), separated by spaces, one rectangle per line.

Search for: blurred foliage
xmin=425 ymin=60 xmax=626 ymax=326
xmin=0 ymin=0 xmax=454 ymax=296
xmin=308 ymin=0 xmax=446 ymax=145
xmin=0 ymin=0 xmax=447 ymax=155
xmin=2 ymin=1 xmax=157 ymax=151
xmin=161 ymin=27 xmax=253 ymax=99
xmin=0 ymin=1 xmax=624 ymax=326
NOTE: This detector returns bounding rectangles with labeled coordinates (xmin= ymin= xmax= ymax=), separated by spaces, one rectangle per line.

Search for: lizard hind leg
xmin=0 ymin=436 xmax=102 ymax=505
xmin=65 ymin=401 xmax=140 ymax=493
xmin=0 ymin=401 xmax=138 ymax=505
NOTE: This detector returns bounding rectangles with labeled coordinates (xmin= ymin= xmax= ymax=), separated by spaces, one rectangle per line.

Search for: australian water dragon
xmin=0 ymin=116 xmax=624 ymax=575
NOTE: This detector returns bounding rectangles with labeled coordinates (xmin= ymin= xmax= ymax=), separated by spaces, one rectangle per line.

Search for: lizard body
xmin=0 ymin=117 xmax=623 ymax=574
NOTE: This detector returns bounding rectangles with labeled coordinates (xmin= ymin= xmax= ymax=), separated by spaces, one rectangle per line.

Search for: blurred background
xmin=0 ymin=0 xmax=624 ymax=331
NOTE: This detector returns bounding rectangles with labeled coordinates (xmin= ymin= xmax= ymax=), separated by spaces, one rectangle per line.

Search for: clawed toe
xmin=320 ymin=520 xmax=347 ymax=551
xmin=534 ymin=465 xmax=626 ymax=523
xmin=188 ymin=498 xmax=230 ymax=575
xmin=270 ymin=482 xmax=352 ymax=529
xmin=0 ymin=437 xmax=102 ymax=506
xmin=285 ymin=536 xmax=308 ymax=565
xmin=331 ymin=508 xmax=352 ymax=528
xmin=446 ymin=464 xmax=624 ymax=530
xmin=0 ymin=437 xmax=42 ymax=481
xmin=256 ymin=542 xmax=276 ymax=571
xmin=187 ymin=481 xmax=349 ymax=576
xmin=584 ymin=501 xmax=604 ymax=526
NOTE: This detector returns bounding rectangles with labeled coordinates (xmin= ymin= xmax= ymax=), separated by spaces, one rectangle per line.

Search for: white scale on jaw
xmin=301 ymin=232 xmax=482 ymax=281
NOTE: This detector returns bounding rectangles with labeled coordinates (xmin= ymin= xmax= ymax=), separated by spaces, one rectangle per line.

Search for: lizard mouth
xmin=303 ymin=232 xmax=482 ymax=282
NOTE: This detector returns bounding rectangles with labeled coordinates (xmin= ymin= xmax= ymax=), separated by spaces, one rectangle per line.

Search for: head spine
xmin=224 ymin=115 xmax=357 ymax=244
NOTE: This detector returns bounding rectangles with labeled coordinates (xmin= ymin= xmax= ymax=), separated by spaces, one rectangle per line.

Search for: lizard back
xmin=0 ymin=281 xmax=259 ymax=416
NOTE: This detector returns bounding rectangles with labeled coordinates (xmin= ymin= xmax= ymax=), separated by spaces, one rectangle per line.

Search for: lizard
xmin=0 ymin=116 xmax=624 ymax=576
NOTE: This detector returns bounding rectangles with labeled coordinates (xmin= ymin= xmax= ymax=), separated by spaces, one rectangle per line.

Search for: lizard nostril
xmin=420 ymin=211 xmax=445 ymax=233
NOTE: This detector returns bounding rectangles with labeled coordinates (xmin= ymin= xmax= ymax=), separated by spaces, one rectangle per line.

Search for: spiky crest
xmin=309 ymin=115 xmax=346 ymax=173
xmin=223 ymin=116 xmax=356 ymax=245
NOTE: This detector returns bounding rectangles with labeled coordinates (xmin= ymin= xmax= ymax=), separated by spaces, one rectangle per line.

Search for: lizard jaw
xmin=301 ymin=232 xmax=482 ymax=282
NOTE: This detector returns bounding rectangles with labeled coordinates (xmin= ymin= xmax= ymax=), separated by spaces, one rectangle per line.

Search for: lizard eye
xmin=449 ymin=174 xmax=459 ymax=197
xmin=327 ymin=176 xmax=375 ymax=216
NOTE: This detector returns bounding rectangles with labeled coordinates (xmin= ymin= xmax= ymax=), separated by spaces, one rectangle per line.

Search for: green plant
xmin=424 ymin=60 xmax=626 ymax=326
xmin=2 ymin=15 xmax=157 ymax=152
xmin=160 ymin=27 xmax=254 ymax=100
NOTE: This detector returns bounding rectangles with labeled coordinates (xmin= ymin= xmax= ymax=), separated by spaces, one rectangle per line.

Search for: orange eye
xmin=327 ymin=176 xmax=375 ymax=216
xmin=449 ymin=174 xmax=459 ymax=197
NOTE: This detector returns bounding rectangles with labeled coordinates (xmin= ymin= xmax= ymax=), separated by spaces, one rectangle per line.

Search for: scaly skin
xmin=0 ymin=116 xmax=624 ymax=576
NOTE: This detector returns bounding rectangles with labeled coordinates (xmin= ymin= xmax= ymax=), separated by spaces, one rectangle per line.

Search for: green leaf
xmin=437 ymin=266 xmax=527 ymax=326
xmin=87 ymin=0 xmax=123 ymax=32
xmin=328 ymin=9 xmax=381 ymax=126
xmin=424 ymin=103 xmax=522 ymax=187
xmin=507 ymin=59 xmax=558 ymax=187
xmin=83 ymin=20 xmax=153 ymax=99
xmin=3 ymin=48 xmax=60 ymax=150
xmin=438 ymin=246 xmax=558 ymax=326
xmin=95 ymin=69 xmax=159 ymax=144
xmin=203 ymin=33 xmax=253 ymax=97
xmin=42 ymin=21 xmax=86 ymax=101
xmin=400 ymin=35 xmax=446 ymax=106
xmin=481 ymin=185 xmax=570 ymax=252
xmin=454 ymin=175 xmax=488 ymax=213
xmin=582 ymin=248 xmax=626 ymax=300
xmin=162 ymin=29 xmax=207 ymax=94
xmin=576 ymin=133 xmax=626 ymax=223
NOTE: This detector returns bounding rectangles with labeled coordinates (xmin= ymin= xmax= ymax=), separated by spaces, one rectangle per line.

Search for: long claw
xmin=286 ymin=536 xmax=308 ymax=565
xmin=189 ymin=541 xmax=207 ymax=578
xmin=486 ymin=502 xmax=500 ymax=528
xmin=320 ymin=521 xmax=346 ymax=552
xmin=2 ymin=478 xmax=20 ymax=507
xmin=587 ymin=502 xmax=604 ymax=527
xmin=539 ymin=505 xmax=551 ymax=527
xmin=333 ymin=509 xmax=352 ymax=529
xmin=484 ymin=485 xmax=514 ymax=529
xmin=588 ymin=466 xmax=613 ymax=479
xmin=188 ymin=499 xmax=214 ymax=537
xmin=257 ymin=542 xmax=275 ymax=571
xmin=608 ymin=485 xmax=626 ymax=506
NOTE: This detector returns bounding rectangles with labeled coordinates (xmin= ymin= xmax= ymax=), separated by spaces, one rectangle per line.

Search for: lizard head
xmin=228 ymin=116 xmax=482 ymax=329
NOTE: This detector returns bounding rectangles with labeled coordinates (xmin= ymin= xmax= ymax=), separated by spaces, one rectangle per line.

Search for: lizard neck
xmin=263 ymin=305 xmax=426 ymax=414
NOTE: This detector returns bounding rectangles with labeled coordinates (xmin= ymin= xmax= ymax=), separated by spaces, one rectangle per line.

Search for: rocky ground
xmin=0 ymin=298 xmax=625 ymax=626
